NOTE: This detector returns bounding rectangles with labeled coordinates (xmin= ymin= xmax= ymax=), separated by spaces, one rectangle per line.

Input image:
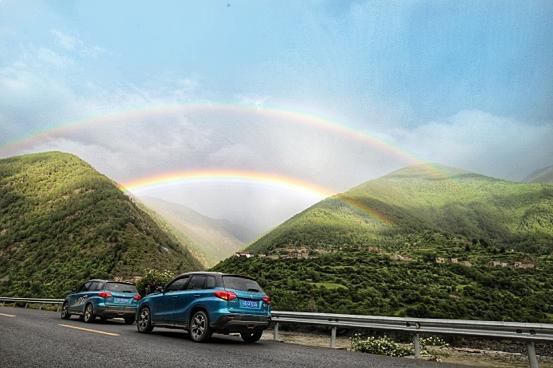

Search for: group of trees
xmin=214 ymin=250 xmax=553 ymax=323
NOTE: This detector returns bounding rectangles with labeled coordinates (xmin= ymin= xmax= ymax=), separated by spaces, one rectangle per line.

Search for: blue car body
xmin=61 ymin=279 xmax=140 ymax=324
xmin=136 ymin=272 xmax=271 ymax=342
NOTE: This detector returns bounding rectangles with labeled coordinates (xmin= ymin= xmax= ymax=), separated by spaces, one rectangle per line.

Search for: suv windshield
xmin=105 ymin=282 xmax=137 ymax=293
xmin=223 ymin=276 xmax=262 ymax=292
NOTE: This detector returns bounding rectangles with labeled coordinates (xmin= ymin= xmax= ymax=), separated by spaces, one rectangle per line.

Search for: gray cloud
xmin=1 ymin=36 xmax=552 ymax=235
xmin=392 ymin=110 xmax=553 ymax=180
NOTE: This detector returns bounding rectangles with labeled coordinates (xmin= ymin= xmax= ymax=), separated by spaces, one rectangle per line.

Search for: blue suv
xmin=136 ymin=272 xmax=271 ymax=343
xmin=61 ymin=279 xmax=141 ymax=324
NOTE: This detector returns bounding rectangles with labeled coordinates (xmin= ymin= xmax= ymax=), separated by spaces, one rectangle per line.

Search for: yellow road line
xmin=0 ymin=312 xmax=16 ymax=317
xmin=58 ymin=324 xmax=120 ymax=336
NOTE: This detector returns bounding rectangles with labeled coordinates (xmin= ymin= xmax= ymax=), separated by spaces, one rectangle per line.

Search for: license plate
xmin=240 ymin=300 xmax=258 ymax=309
xmin=114 ymin=297 xmax=129 ymax=304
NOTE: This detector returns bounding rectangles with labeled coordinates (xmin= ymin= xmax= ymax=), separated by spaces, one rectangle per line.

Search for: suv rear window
xmin=105 ymin=282 xmax=137 ymax=293
xmin=223 ymin=276 xmax=263 ymax=292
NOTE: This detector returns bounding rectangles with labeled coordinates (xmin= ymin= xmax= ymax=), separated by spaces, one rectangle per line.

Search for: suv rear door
xmin=223 ymin=276 xmax=269 ymax=316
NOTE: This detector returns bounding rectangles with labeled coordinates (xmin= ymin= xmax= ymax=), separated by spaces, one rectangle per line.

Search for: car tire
xmin=137 ymin=307 xmax=153 ymax=333
xmin=83 ymin=303 xmax=95 ymax=323
xmin=124 ymin=316 xmax=135 ymax=325
xmin=241 ymin=329 xmax=263 ymax=343
xmin=189 ymin=310 xmax=212 ymax=342
xmin=60 ymin=302 xmax=71 ymax=319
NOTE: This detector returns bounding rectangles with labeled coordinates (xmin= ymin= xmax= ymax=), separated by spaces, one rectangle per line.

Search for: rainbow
xmin=120 ymin=168 xmax=393 ymax=225
xmin=0 ymin=103 xmax=444 ymax=177
xmin=121 ymin=169 xmax=337 ymax=199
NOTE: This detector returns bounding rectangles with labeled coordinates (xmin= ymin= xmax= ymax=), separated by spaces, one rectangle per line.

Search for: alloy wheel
xmin=60 ymin=302 xmax=69 ymax=319
xmin=138 ymin=308 xmax=150 ymax=332
xmin=190 ymin=311 xmax=208 ymax=341
xmin=83 ymin=304 xmax=93 ymax=323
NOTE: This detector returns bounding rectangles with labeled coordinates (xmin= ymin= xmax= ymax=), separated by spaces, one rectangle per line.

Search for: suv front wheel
xmin=189 ymin=310 xmax=212 ymax=342
xmin=137 ymin=307 xmax=153 ymax=333
xmin=60 ymin=302 xmax=70 ymax=319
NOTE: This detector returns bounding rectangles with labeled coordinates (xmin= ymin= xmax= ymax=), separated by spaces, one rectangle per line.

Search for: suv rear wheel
xmin=83 ymin=303 xmax=95 ymax=323
xmin=241 ymin=329 xmax=263 ymax=343
xmin=189 ymin=310 xmax=212 ymax=342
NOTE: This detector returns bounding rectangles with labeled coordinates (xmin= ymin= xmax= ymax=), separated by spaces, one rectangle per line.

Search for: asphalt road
xmin=0 ymin=306 xmax=466 ymax=368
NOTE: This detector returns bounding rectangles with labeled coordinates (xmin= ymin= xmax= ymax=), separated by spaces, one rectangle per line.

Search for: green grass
xmin=0 ymin=151 xmax=202 ymax=298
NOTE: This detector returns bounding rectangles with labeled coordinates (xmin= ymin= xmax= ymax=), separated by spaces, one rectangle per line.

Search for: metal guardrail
xmin=271 ymin=311 xmax=552 ymax=368
xmin=1 ymin=297 xmax=550 ymax=367
xmin=0 ymin=297 xmax=64 ymax=311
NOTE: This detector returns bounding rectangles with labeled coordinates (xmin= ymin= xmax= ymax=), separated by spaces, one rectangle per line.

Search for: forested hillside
xmin=525 ymin=164 xmax=553 ymax=184
xmin=0 ymin=152 xmax=202 ymax=297
xmin=215 ymin=165 xmax=553 ymax=322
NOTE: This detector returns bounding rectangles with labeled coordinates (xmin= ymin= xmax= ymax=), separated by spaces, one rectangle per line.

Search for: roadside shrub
xmin=136 ymin=269 xmax=174 ymax=295
xmin=420 ymin=336 xmax=449 ymax=361
xmin=350 ymin=334 xmax=412 ymax=357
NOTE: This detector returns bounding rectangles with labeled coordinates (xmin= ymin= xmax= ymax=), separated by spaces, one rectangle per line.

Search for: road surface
xmin=0 ymin=306 xmax=465 ymax=368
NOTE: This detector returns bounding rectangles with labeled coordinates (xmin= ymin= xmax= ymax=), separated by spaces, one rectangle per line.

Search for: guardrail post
xmin=57 ymin=304 xmax=61 ymax=312
xmin=273 ymin=322 xmax=279 ymax=341
xmin=25 ymin=302 xmax=28 ymax=309
xmin=330 ymin=326 xmax=337 ymax=348
xmin=413 ymin=334 xmax=421 ymax=359
xmin=527 ymin=341 xmax=539 ymax=368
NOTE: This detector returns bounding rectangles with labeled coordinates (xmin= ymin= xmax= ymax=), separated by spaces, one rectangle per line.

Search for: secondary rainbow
xmin=0 ymin=103 xmax=445 ymax=178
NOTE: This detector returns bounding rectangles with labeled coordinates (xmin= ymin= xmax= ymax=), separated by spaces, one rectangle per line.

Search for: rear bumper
xmin=96 ymin=305 xmax=137 ymax=319
xmin=211 ymin=314 xmax=270 ymax=333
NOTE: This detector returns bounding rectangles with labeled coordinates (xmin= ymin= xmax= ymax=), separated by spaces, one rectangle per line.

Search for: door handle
xmin=171 ymin=296 xmax=178 ymax=299
xmin=193 ymin=294 xmax=200 ymax=298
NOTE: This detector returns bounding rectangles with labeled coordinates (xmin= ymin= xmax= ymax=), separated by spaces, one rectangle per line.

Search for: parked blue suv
xmin=136 ymin=272 xmax=271 ymax=343
xmin=61 ymin=279 xmax=141 ymax=324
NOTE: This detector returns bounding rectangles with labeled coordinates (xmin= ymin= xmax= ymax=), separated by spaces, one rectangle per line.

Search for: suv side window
xmin=79 ymin=282 xmax=92 ymax=292
xmin=165 ymin=277 xmax=189 ymax=292
xmin=206 ymin=276 xmax=216 ymax=289
xmin=187 ymin=275 xmax=207 ymax=290
xmin=90 ymin=282 xmax=104 ymax=291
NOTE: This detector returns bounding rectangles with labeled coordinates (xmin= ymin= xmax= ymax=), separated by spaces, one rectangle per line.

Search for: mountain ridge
xmin=137 ymin=196 xmax=255 ymax=267
xmin=525 ymin=164 xmax=553 ymax=184
xmin=214 ymin=164 xmax=553 ymax=322
xmin=0 ymin=151 xmax=202 ymax=297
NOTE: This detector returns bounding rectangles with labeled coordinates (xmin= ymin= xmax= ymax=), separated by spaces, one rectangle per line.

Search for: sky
xmin=1 ymin=0 xmax=552 ymax=234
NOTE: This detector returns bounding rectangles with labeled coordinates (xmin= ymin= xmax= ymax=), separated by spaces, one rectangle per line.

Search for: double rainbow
xmin=2 ymin=103 xmax=447 ymax=224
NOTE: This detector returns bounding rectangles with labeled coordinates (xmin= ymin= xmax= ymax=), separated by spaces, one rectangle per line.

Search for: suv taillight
xmin=262 ymin=295 xmax=271 ymax=304
xmin=98 ymin=291 xmax=112 ymax=298
xmin=214 ymin=290 xmax=237 ymax=301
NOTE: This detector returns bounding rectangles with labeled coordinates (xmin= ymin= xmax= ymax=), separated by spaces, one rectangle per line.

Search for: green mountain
xmin=0 ymin=152 xmax=202 ymax=298
xmin=138 ymin=197 xmax=255 ymax=267
xmin=214 ymin=165 xmax=553 ymax=322
xmin=525 ymin=164 xmax=553 ymax=184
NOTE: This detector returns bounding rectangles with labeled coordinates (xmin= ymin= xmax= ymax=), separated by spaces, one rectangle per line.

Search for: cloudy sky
xmin=1 ymin=0 xmax=552 ymax=233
